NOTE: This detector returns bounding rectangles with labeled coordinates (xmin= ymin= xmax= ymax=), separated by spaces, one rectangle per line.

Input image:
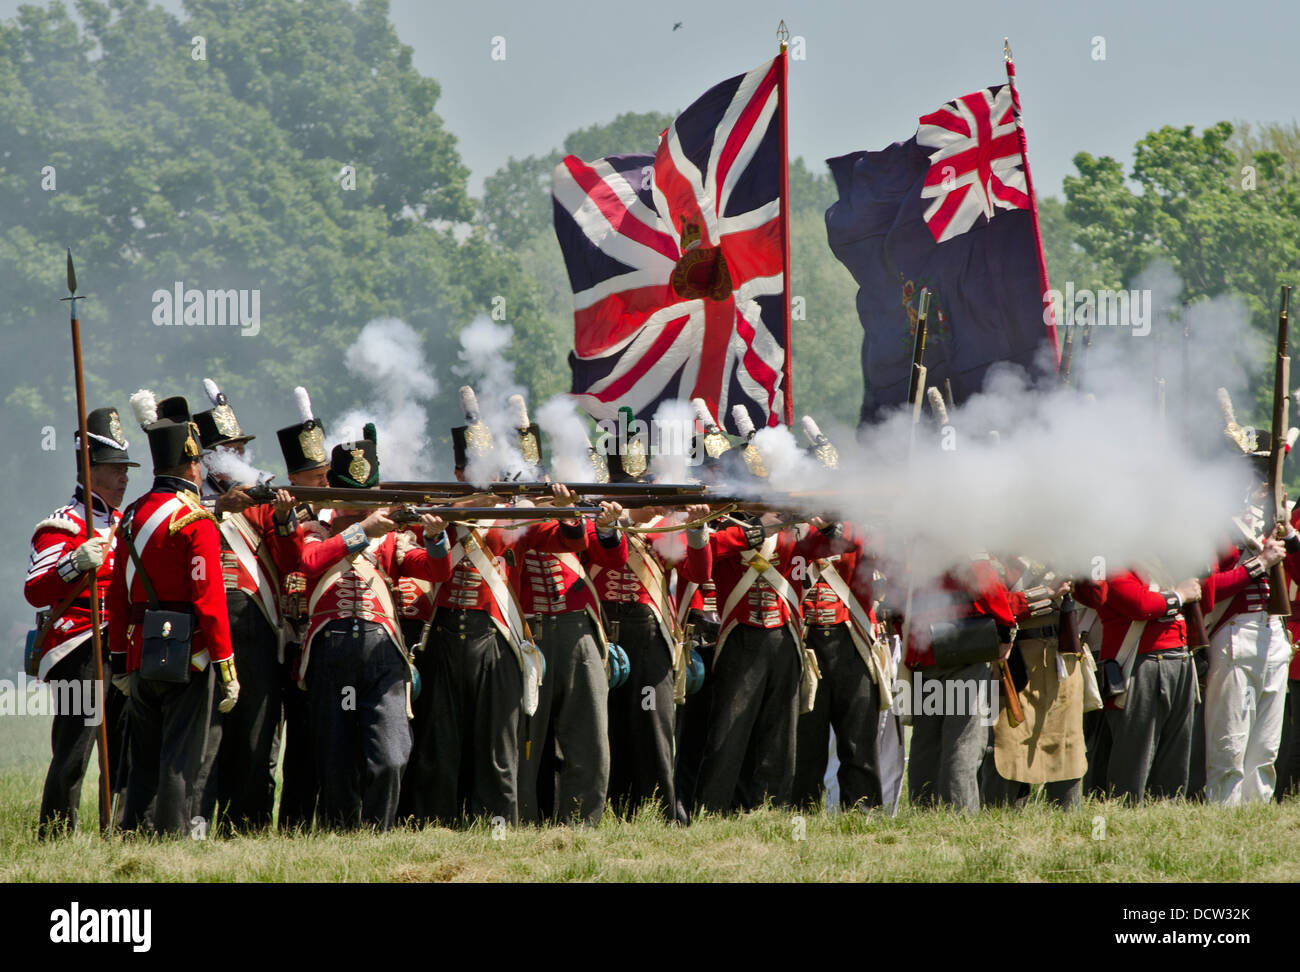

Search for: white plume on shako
xmin=330 ymin=317 xmax=438 ymax=480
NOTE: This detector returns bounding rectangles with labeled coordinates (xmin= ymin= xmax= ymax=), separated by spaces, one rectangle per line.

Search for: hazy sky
xmin=2 ymin=0 xmax=1296 ymax=198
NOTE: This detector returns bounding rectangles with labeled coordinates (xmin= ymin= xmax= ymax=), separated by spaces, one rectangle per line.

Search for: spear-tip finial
xmin=66 ymin=248 xmax=76 ymax=295
xmin=1003 ymin=37 xmax=1012 ymax=62
xmin=777 ymin=20 xmax=789 ymax=49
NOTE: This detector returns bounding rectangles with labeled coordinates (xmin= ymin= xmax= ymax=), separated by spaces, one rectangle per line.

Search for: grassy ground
xmin=5 ymin=713 xmax=1300 ymax=882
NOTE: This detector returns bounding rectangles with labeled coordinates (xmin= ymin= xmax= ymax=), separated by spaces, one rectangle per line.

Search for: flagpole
xmin=1003 ymin=39 xmax=1059 ymax=370
xmin=777 ymin=21 xmax=794 ymax=426
xmin=61 ymin=249 xmax=113 ymax=833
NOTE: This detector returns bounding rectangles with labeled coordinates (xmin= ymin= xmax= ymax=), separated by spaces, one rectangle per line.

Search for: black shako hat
xmin=277 ymin=386 xmax=329 ymax=474
xmin=145 ymin=400 xmax=204 ymax=471
xmin=75 ymin=407 xmax=139 ymax=468
xmin=194 ymin=378 xmax=256 ymax=450
xmin=328 ymin=423 xmax=379 ymax=488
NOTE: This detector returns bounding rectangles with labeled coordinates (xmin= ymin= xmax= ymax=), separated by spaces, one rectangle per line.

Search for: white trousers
xmin=1205 ymin=611 xmax=1292 ymax=805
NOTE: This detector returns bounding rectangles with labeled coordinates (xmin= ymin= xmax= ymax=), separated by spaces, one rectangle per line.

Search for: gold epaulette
xmin=169 ymin=492 xmax=217 ymax=534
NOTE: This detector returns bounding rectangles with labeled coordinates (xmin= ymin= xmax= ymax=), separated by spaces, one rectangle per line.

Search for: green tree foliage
xmin=1063 ymin=121 xmax=1300 ymax=326
xmin=0 ymin=0 xmax=537 ymax=670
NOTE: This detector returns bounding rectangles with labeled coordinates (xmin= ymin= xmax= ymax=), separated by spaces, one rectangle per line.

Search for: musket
xmin=386 ymin=498 xmax=810 ymax=524
xmin=1268 ymin=285 xmax=1293 ymax=616
xmin=906 ymin=288 xmax=932 ymax=422
xmin=245 ymin=483 xmax=481 ymax=507
xmin=378 ymin=480 xmax=709 ymax=498
xmin=1059 ymin=327 xmax=1075 ymax=387
xmin=60 ymin=249 xmax=113 ymax=833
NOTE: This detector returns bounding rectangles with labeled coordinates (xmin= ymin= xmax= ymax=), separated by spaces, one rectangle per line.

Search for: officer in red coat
xmin=108 ymin=395 xmax=242 ymax=836
xmin=25 ymin=406 xmax=136 ymax=835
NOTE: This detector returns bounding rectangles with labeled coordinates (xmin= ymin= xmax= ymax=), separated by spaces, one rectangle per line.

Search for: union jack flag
xmin=552 ymin=56 xmax=789 ymax=434
xmin=917 ymin=85 xmax=1029 ymax=244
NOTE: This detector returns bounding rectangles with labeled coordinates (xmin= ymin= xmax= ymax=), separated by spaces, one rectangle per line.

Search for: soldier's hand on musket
xmin=361 ymin=508 xmax=397 ymax=538
xmin=596 ymin=501 xmax=623 ymax=528
xmin=1260 ymin=536 xmax=1286 ymax=569
xmin=419 ymin=513 xmax=447 ymax=537
xmin=548 ymin=483 xmax=575 ymax=507
xmin=1174 ymin=578 xmax=1202 ymax=604
xmin=216 ymin=483 xmax=256 ymax=515
xmin=1050 ymin=579 xmax=1073 ymax=597
xmin=272 ymin=488 xmax=296 ymax=519
xmin=684 ymin=503 xmax=712 ymax=523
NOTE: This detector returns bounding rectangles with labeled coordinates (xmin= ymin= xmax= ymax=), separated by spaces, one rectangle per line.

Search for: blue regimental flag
xmin=826 ymin=82 xmax=1057 ymax=423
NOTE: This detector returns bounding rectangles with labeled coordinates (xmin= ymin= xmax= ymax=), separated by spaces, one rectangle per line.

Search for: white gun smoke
xmin=330 ymin=317 xmax=438 ymax=480
xmin=455 ymin=315 xmax=531 ymax=483
xmin=728 ymin=261 xmax=1264 ymax=590
xmin=536 ymin=395 xmax=595 ymax=483
xmin=203 ymin=445 xmax=269 ymax=486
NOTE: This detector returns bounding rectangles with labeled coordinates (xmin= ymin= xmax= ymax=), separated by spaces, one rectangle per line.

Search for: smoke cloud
xmin=330 ymin=317 xmax=438 ymax=480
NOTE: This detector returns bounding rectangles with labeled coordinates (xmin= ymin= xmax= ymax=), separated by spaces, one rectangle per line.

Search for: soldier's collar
xmin=71 ymin=485 xmax=114 ymax=515
xmin=152 ymin=474 xmax=201 ymax=496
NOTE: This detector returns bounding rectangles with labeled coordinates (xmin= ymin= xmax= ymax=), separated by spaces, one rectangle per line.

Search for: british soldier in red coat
xmin=282 ymin=424 xmax=449 ymax=831
xmin=24 ymin=407 xmax=135 ymax=835
xmin=108 ymin=394 xmax=242 ymax=835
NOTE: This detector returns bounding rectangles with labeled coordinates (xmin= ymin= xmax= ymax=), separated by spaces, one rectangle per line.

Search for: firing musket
xmin=1268 ymin=285 xmax=1293 ymax=616
xmin=378 ymin=480 xmax=709 ymax=498
xmin=1059 ymin=327 xmax=1075 ymax=387
xmin=245 ymin=483 xmax=457 ymax=507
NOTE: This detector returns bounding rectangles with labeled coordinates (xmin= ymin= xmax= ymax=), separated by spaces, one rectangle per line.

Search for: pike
xmin=59 ymin=249 xmax=113 ymax=833
xmin=1268 ymin=285 xmax=1292 ymax=616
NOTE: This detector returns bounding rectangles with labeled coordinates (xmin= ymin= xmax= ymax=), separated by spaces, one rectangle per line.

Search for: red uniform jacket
xmin=429 ymin=519 xmax=584 ymax=626
xmin=800 ymin=523 xmax=877 ymax=628
xmin=107 ymin=478 xmax=233 ymax=675
xmin=510 ymin=518 xmax=627 ymax=618
xmin=683 ymin=522 xmax=832 ymax=653
xmin=900 ymin=560 xmax=1017 ymax=670
xmin=287 ymin=522 xmax=450 ymax=678
xmin=214 ymin=503 xmax=301 ymax=619
xmin=1093 ymin=569 xmax=1185 ymax=661
xmin=25 ymin=487 xmax=122 ymax=679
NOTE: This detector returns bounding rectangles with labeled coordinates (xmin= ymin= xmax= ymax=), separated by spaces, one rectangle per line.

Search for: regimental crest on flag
xmin=553 ymin=55 xmax=789 ymax=435
xmin=916 ymin=85 xmax=1029 ymax=244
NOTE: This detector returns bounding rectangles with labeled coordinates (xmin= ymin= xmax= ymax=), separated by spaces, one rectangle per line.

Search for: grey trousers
xmin=39 ymin=639 xmax=127 ymax=836
xmin=1105 ymin=651 xmax=1195 ymax=803
xmin=906 ymin=661 xmax=991 ymax=812
xmin=518 ymin=611 xmax=609 ymax=827
xmin=122 ymin=665 xmax=216 ymax=836
xmin=697 ymin=625 xmax=800 ymax=814
xmin=792 ymin=623 xmax=883 ymax=811
xmin=307 ymin=620 xmax=412 ymax=830
xmin=605 ymin=602 xmax=677 ymax=821
xmin=413 ymin=609 xmax=521 ymax=825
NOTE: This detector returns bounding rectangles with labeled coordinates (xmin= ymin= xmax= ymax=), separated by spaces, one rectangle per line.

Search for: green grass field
xmin=5 ymin=712 xmax=1300 ymax=882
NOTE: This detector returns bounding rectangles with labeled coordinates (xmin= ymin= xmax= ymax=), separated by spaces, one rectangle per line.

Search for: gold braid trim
xmin=169 ymin=509 xmax=216 ymax=534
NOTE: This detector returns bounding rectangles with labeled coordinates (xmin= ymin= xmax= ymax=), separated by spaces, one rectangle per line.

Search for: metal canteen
xmin=607 ymin=643 xmax=630 ymax=688
xmin=686 ymin=649 xmax=706 ymax=695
